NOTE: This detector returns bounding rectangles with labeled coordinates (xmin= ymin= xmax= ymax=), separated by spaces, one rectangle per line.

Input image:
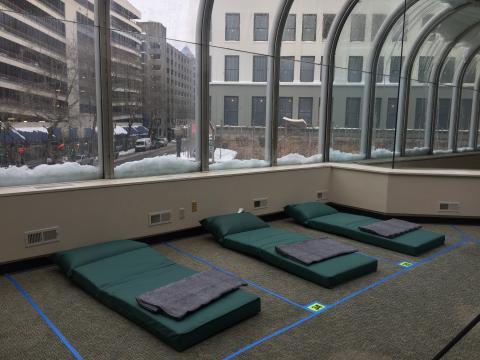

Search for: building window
xmin=280 ymin=56 xmax=295 ymax=82
xmin=251 ymin=96 xmax=266 ymax=126
xmin=283 ymin=14 xmax=296 ymax=41
xmin=253 ymin=55 xmax=267 ymax=82
xmin=224 ymin=96 xmax=239 ymax=125
xmin=254 ymin=13 xmax=269 ymax=41
xmin=298 ymin=97 xmax=313 ymax=126
xmin=422 ymin=14 xmax=437 ymax=41
xmin=348 ymin=56 xmax=363 ymax=83
xmin=418 ymin=56 xmax=433 ymax=82
xmin=322 ymin=14 xmax=335 ymax=40
xmin=350 ymin=14 xmax=366 ymax=41
xmin=389 ymin=56 xmax=403 ymax=83
xmin=302 ymin=14 xmax=317 ymax=41
xmin=414 ymin=98 xmax=426 ymax=129
xmin=278 ymin=97 xmax=293 ymax=122
xmin=441 ymin=58 xmax=455 ymax=83
xmin=438 ymin=98 xmax=451 ymax=130
xmin=375 ymin=98 xmax=382 ymax=128
xmin=225 ymin=13 xmax=240 ymax=41
xmin=376 ymin=56 xmax=385 ymax=83
xmin=392 ymin=21 xmax=407 ymax=41
xmin=371 ymin=14 xmax=386 ymax=40
xmin=225 ymin=55 xmax=239 ymax=81
xmin=345 ymin=97 xmax=361 ymax=128
xmin=300 ymin=56 xmax=315 ymax=82
xmin=387 ymin=98 xmax=398 ymax=129
xmin=465 ymin=65 xmax=476 ymax=83
xmin=460 ymin=99 xmax=472 ymax=130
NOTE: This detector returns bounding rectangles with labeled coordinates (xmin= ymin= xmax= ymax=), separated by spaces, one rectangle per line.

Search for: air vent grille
xmin=149 ymin=211 xmax=172 ymax=226
xmin=253 ymin=198 xmax=268 ymax=209
xmin=25 ymin=227 xmax=59 ymax=248
xmin=438 ymin=202 xmax=460 ymax=212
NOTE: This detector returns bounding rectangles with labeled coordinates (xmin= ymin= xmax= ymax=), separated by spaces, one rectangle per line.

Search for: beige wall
xmin=1 ymin=163 xmax=479 ymax=264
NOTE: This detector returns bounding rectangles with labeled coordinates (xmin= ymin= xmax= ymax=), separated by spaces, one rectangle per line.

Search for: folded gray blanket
xmin=359 ymin=219 xmax=421 ymax=238
xmin=276 ymin=238 xmax=358 ymax=265
xmin=136 ymin=269 xmax=246 ymax=319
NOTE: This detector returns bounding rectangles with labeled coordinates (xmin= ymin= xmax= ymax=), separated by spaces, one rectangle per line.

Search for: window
xmin=438 ymin=98 xmax=451 ymax=130
xmin=418 ymin=56 xmax=433 ymax=82
xmin=251 ymin=96 xmax=266 ymax=126
xmin=375 ymin=98 xmax=382 ymax=128
xmin=225 ymin=13 xmax=240 ymax=41
xmin=350 ymin=14 xmax=366 ymax=41
xmin=387 ymin=98 xmax=398 ymax=129
xmin=278 ymin=97 xmax=293 ymax=122
xmin=225 ymin=55 xmax=239 ymax=81
xmin=371 ymin=14 xmax=386 ymax=40
xmin=348 ymin=56 xmax=363 ymax=83
xmin=322 ymin=14 xmax=335 ymax=40
xmin=441 ymin=58 xmax=455 ymax=83
xmin=422 ymin=14 xmax=436 ymax=41
xmin=460 ymin=99 xmax=472 ymax=130
xmin=414 ymin=98 xmax=426 ymax=129
xmin=300 ymin=56 xmax=315 ymax=82
xmin=376 ymin=56 xmax=385 ymax=83
xmin=253 ymin=55 xmax=267 ymax=82
xmin=224 ymin=96 xmax=239 ymax=125
xmin=298 ymin=97 xmax=313 ymax=125
xmin=390 ymin=56 xmax=403 ymax=83
xmin=302 ymin=14 xmax=317 ymax=41
xmin=465 ymin=66 xmax=476 ymax=84
xmin=283 ymin=14 xmax=296 ymax=41
xmin=280 ymin=56 xmax=295 ymax=82
xmin=345 ymin=97 xmax=361 ymax=128
xmin=254 ymin=13 xmax=269 ymax=41
xmin=392 ymin=21 xmax=407 ymax=41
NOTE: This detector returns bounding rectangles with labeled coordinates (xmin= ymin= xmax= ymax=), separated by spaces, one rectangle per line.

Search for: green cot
xmin=285 ymin=202 xmax=445 ymax=256
xmin=200 ymin=212 xmax=378 ymax=288
xmin=53 ymin=240 xmax=260 ymax=351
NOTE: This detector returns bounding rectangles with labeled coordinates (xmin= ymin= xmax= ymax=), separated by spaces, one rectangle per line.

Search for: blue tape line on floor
xmin=5 ymin=274 xmax=83 ymax=360
xmin=223 ymin=239 xmax=469 ymax=359
xmin=164 ymin=242 xmax=309 ymax=311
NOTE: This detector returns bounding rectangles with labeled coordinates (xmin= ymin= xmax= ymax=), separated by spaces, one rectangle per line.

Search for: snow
xmin=14 ymin=126 xmax=48 ymax=134
xmin=114 ymin=126 xmax=128 ymax=135
xmin=114 ymin=155 xmax=199 ymax=178
xmin=118 ymin=149 xmax=135 ymax=156
xmin=0 ymin=162 xmax=98 ymax=187
xmin=277 ymin=153 xmax=323 ymax=165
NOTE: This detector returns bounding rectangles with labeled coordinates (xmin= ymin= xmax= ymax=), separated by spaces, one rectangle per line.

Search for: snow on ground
xmin=118 ymin=149 xmax=135 ymax=156
xmin=0 ymin=162 xmax=98 ymax=187
xmin=114 ymin=154 xmax=199 ymax=178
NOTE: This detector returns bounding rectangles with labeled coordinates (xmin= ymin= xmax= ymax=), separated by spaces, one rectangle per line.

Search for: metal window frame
xmin=395 ymin=3 xmax=469 ymax=156
xmin=265 ymin=0 xmax=295 ymax=165
xmin=359 ymin=0 xmax=420 ymax=159
xmin=469 ymin=64 xmax=480 ymax=149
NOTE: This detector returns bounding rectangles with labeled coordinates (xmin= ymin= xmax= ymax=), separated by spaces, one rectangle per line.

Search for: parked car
xmin=74 ymin=154 xmax=94 ymax=165
xmin=135 ymin=138 xmax=152 ymax=152
xmin=157 ymin=137 xmax=168 ymax=147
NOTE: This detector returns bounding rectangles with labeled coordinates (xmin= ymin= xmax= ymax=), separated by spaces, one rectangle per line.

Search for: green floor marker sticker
xmin=399 ymin=261 xmax=413 ymax=268
xmin=307 ymin=303 xmax=325 ymax=312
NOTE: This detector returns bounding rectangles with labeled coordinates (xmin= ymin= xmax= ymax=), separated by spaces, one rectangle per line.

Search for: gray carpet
xmin=1 ymin=222 xmax=479 ymax=359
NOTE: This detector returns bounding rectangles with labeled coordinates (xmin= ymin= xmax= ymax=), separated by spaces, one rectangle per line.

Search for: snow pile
xmin=329 ymin=150 xmax=363 ymax=162
xmin=457 ymin=147 xmax=473 ymax=153
xmin=371 ymin=148 xmax=394 ymax=159
xmin=114 ymin=155 xmax=199 ymax=178
xmin=277 ymin=153 xmax=323 ymax=165
xmin=405 ymin=147 xmax=429 ymax=156
xmin=0 ymin=162 xmax=98 ymax=187
xmin=114 ymin=126 xmax=127 ymax=135
xmin=213 ymin=148 xmax=237 ymax=162
xmin=118 ymin=149 xmax=135 ymax=156
xmin=14 ymin=126 xmax=48 ymax=134
xmin=210 ymin=148 xmax=268 ymax=170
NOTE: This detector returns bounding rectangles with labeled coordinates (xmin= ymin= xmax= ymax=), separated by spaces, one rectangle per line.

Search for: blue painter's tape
xmin=223 ymin=239 xmax=468 ymax=359
xmin=164 ymin=242 xmax=310 ymax=311
xmin=5 ymin=274 xmax=83 ymax=360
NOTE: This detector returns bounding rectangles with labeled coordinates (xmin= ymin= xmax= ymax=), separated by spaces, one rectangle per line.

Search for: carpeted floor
xmin=1 ymin=221 xmax=479 ymax=359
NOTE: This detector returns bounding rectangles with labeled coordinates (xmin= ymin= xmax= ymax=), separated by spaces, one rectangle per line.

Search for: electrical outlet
xmin=179 ymin=208 xmax=185 ymax=219
xmin=317 ymin=190 xmax=328 ymax=201
xmin=253 ymin=198 xmax=268 ymax=209
xmin=192 ymin=201 xmax=198 ymax=213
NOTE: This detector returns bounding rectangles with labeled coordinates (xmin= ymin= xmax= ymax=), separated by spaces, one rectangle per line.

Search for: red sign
xmin=57 ymin=143 xmax=65 ymax=151
xmin=18 ymin=147 xmax=25 ymax=155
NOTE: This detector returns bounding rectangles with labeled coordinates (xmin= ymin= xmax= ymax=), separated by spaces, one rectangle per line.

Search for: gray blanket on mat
xmin=359 ymin=219 xmax=421 ymax=238
xmin=136 ymin=269 xmax=246 ymax=319
xmin=275 ymin=238 xmax=358 ymax=265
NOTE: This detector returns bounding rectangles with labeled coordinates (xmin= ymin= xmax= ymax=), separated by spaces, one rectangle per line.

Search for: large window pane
xmin=350 ymin=14 xmax=366 ymax=42
xmin=224 ymin=96 xmax=239 ymax=125
xmin=283 ymin=14 xmax=296 ymax=41
xmin=348 ymin=56 xmax=363 ymax=83
xmin=298 ymin=97 xmax=313 ymax=126
xmin=253 ymin=55 xmax=267 ymax=82
xmin=302 ymin=14 xmax=317 ymax=41
xmin=225 ymin=55 xmax=239 ymax=81
xmin=254 ymin=13 xmax=269 ymax=41
xmin=251 ymin=96 xmax=266 ymax=126
xmin=345 ymin=97 xmax=361 ymax=128
xmin=225 ymin=13 xmax=240 ymax=41
xmin=371 ymin=14 xmax=386 ymax=40
xmin=280 ymin=56 xmax=295 ymax=82
xmin=0 ymin=4 xmax=100 ymax=186
xmin=111 ymin=1 xmax=200 ymax=179
xmin=322 ymin=14 xmax=335 ymax=40
xmin=300 ymin=56 xmax=315 ymax=82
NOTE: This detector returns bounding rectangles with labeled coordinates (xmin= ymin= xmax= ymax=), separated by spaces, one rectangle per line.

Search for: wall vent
xmin=253 ymin=198 xmax=268 ymax=209
xmin=438 ymin=202 xmax=460 ymax=212
xmin=149 ymin=211 xmax=172 ymax=226
xmin=24 ymin=227 xmax=59 ymax=248
xmin=317 ymin=190 xmax=328 ymax=201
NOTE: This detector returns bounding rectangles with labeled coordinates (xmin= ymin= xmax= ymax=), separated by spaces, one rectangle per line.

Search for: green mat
xmin=54 ymin=241 xmax=260 ymax=351
xmin=204 ymin=222 xmax=378 ymax=288
xmin=285 ymin=203 xmax=445 ymax=256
